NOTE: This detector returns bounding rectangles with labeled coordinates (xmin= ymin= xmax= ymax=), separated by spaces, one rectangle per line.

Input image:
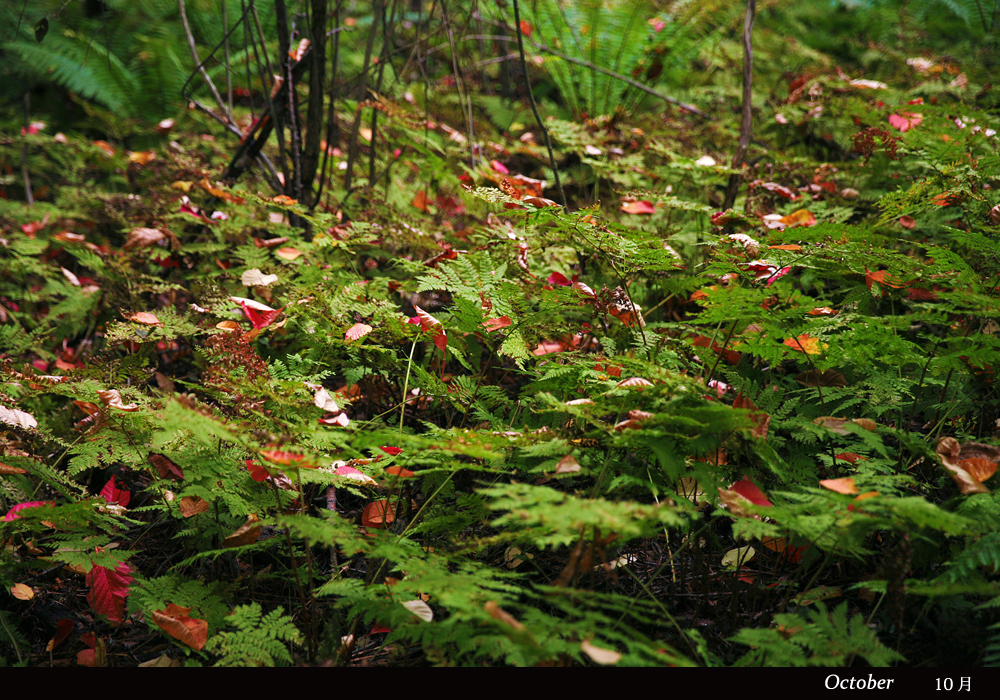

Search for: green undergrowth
xmin=2 ymin=0 xmax=1000 ymax=668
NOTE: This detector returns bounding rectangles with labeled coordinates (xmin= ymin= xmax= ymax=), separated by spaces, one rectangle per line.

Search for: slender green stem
xmin=399 ymin=340 xmax=417 ymax=433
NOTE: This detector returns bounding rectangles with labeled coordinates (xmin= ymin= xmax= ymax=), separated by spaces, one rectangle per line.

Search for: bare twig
xmin=177 ymin=0 xmax=233 ymax=125
xmin=723 ymin=0 xmax=757 ymax=210
xmin=342 ymin=0 xmax=382 ymax=198
xmin=511 ymin=0 xmax=567 ymax=210
xmin=21 ymin=92 xmax=33 ymax=205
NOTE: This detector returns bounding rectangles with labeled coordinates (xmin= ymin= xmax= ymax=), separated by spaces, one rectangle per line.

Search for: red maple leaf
xmin=729 ymin=477 xmax=773 ymax=507
xmin=86 ymin=556 xmax=133 ymax=623
xmin=236 ymin=299 xmax=283 ymax=329
xmin=99 ymin=476 xmax=131 ymax=507
xmin=408 ymin=306 xmax=447 ymax=353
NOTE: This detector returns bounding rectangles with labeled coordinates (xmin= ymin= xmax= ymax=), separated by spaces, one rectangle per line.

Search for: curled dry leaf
xmin=362 ymin=499 xmax=395 ymax=528
xmin=616 ymin=377 xmax=653 ymax=390
xmin=820 ymin=477 xmax=859 ymax=495
xmin=152 ymin=603 xmax=209 ymax=651
xmin=733 ymin=392 xmax=771 ymax=440
xmin=241 ymin=269 xmax=279 ymax=287
xmin=223 ymin=514 xmax=261 ymax=548
xmin=401 ymin=599 xmax=434 ymax=622
xmin=179 ymin=496 xmax=210 ymax=517
xmin=123 ymin=227 xmax=165 ymax=251
xmin=677 ymin=477 xmax=706 ymax=506
xmin=62 ymin=267 xmax=80 ymax=286
xmin=554 ymin=454 xmax=581 ymax=474
xmin=813 ymin=416 xmax=847 ymax=434
xmin=385 ymin=466 xmax=416 ymax=479
xmin=313 ymin=387 xmax=340 ymax=413
xmin=128 ymin=311 xmax=162 ymax=326
xmin=97 ymin=389 xmax=139 ymax=412
xmin=0 ymin=462 xmax=28 ymax=475
xmin=581 ymin=639 xmax=622 ymax=665
xmin=149 ymin=453 xmax=185 ymax=481
xmin=275 ymin=247 xmax=302 ymax=260
xmin=484 ymin=601 xmax=526 ymax=631
xmin=936 ymin=437 xmax=991 ymax=494
xmin=0 ymin=405 xmax=38 ymax=429
xmin=331 ymin=464 xmax=378 ymax=487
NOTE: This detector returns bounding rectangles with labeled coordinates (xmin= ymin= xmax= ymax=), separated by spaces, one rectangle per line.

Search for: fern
xmin=522 ymin=0 xmax=655 ymax=117
xmin=732 ymin=602 xmax=905 ymax=667
xmin=3 ymin=35 xmax=139 ymax=115
xmin=206 ymin=603 xmax=302 ymax=666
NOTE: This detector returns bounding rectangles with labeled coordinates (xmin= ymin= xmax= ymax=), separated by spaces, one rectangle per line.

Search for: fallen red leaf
xmin=47 ymin=618 xmax=74 ymax=652
xmin=729 ymin=477 xmax=773 ymax=507
xmin=408 ymin=306 xmax=447 ymax=353
xmin=99 ymin=476 xmax=131 ymax=508
xmin=86 ymin=556 xmax=132 ymax=624
xmin=235 ymin=299 xmax=283 ymax=329
xmin=246 ymin=460 xmax=269 ymax=482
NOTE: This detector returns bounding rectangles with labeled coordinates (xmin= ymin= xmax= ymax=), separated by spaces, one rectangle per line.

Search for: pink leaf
xmin=889 ymin=112 xmax=922 ymax=132
xmin=3 ymin=501 xmax=53 ymax=521
xmin=345 ymin=323 xmax=373 ymax=341
xmin=547 ymin=272 xmax=574 ymax=286
xmin=620 ymin=200 xmax=656 ymax=215
xmin=483 ymin=316 xmax=512 ymax=332
xmin=491 ymin=160 xmax=509 ymax=175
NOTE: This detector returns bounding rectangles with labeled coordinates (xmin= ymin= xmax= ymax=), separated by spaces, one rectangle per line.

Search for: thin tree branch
xmin=178 ymin=0 xmax=233 ymax=125
xmin=723 ymin=0 xmax=756 ymax=211
xmin=512 ymin=0 xmax=566 ymax=210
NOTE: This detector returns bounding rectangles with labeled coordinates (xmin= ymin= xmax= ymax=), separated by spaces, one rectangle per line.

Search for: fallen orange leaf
xmin=223 ymin=514 xmax=261 ymax=547
xmin=362 ymin=499 xmax=395 ymax=528
xmin=783 ymin=334 xmax=826 ymax=355
xmin=152 ymin=603 xmax=209 ymax=651
xmin=820 ymin=477 xmax=859 ymax=495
